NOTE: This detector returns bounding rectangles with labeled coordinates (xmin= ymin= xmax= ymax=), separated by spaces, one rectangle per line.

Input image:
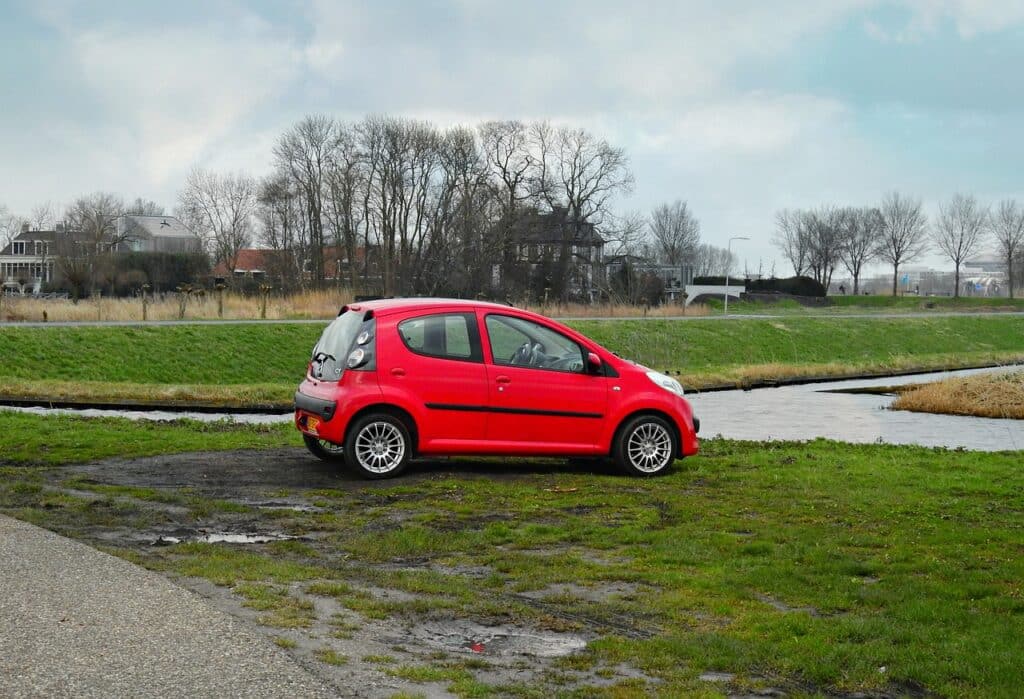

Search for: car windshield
xmin=310 ymin=310 xmax=365 ymax=381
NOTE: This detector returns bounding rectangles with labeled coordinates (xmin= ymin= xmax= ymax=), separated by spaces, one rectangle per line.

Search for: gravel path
xmin=0 ymin=514 xmax=339 ymax=698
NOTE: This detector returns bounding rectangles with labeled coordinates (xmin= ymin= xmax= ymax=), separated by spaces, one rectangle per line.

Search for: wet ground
xmin=30 ymin=450 xmax=675 ymax=698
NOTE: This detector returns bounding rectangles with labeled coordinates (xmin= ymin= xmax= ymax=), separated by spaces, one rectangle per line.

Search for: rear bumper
xmin=294 ymin=391 xmax=337 ymax=422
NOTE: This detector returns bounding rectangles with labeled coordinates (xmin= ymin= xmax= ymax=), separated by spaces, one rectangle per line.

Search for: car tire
xmin=303 ymin=434 xmax=347 ymax=463
xmin=344 ymin=413 xmax=412 ymax=479
xmin=613 ymin=415 xmax=677 ymax=477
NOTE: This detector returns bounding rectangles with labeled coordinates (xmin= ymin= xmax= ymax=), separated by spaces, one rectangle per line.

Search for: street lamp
xmin=724 ymin=236 xmax=749 ymax=315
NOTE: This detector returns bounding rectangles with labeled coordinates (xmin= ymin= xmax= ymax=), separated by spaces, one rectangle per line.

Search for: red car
xmin=295 ymin=298 xmax=699 ymax=479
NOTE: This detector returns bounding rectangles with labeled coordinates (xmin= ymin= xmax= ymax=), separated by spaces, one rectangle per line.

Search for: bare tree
xmin=257 ymin=174 xmax=309 ymax=290
xmin=839 ymin=207 xmax=883 ymax=295
xmin=60 ymin=192 xmax=126 ymax=297
xmin=125 ymin=198 xmax=166 ymax=216
xmin=649 ymin=200 xmax=700 ymax=266
xmin=29 ymin=202 xmax=57 ymax=230
xmin=479 ymin=120 xmax=534 ymax=217
xmin=933 ymin=194 xmax=989 ymax=297
xmin=773 ymin=209 xmax=810 ymax=277
xmin=876 ymin=192 xmax=930 ymax=296
xmin=803 ymin=206 xmax=844 ymax=290
xmin=178 ymin=169 xmax=256 ymax=275
xmin=990 ymin=199 xmax=1024 ymax=299
xmin=274 ymin=115 xmax=335 ymax=285
xmin=692 ymin=243 xmax=736 ymax=277
xmin=1 ymin=205 xmax=26 ymax=250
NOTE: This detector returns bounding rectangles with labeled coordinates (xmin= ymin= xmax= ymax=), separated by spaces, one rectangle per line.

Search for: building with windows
xmin=497 ymin=206 xmax=606 ymax=301
xmin=1 ymin=215 xmax=201 ymax=294
xmin=0 ymin=225 xmax=57 ymax=293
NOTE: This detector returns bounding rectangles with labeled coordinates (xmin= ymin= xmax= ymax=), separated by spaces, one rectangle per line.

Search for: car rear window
xmin=398 ymin=313 xmax=482 ymax=362
xmin=310 ymin=310 xmax=371 ymax=381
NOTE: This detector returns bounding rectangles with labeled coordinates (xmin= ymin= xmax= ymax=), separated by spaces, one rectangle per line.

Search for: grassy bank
xmin=1 ymin=411 xmax=1021 ymax=697
xmin=892 ymin=370 xmax=1024 ymax=419
xmin=706 ymin=295 xmax=1024 ymax=315
xmin=1 ymin=315 xmax=1023 ymax=404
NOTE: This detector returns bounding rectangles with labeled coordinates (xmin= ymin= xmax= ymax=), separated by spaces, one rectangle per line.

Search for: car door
xmin=380 ymin=311 xmax=489 ymax=449
xmin=481 ymin=312 xmax=607 ymax=450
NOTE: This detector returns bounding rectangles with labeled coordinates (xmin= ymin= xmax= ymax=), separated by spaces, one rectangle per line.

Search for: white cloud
xmin=47 ymin=14 xmax=302 ymax=186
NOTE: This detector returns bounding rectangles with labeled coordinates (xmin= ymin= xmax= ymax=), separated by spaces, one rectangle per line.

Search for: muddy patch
xmin=396 ymin=619 xmax=589 ymax=658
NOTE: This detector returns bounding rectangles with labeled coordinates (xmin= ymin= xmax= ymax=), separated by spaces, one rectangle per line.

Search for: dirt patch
xmin=28 ymin=447 xmax=655 ymax=696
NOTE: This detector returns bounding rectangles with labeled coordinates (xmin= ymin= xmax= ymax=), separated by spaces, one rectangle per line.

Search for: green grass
xmin=6 ymin=427 xmax=1021 ymax=697
xmin=706 ymin=294 xmax=1024 ymax=315
xmin=0 ymin=412 xmax=293 ymax=465
xmin=2 ymin=315 xmax=1024 ymax=403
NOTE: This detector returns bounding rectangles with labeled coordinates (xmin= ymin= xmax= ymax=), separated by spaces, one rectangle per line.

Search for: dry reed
xmin=1 ymin=291 xmax=707 ymax=323
xmin=891 ymin=370 xmax=1024 ymax=419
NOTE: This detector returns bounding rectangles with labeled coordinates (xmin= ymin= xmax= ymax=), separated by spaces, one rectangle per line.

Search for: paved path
xmin=2 ymin=310 xmax=1024 ymax=327
xmin=0 ymin=514 xmax=337 ymax=698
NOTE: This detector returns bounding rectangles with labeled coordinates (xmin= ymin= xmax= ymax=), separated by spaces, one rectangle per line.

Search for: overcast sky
xmin=3 ymin=0 xmax=1024 ymax=274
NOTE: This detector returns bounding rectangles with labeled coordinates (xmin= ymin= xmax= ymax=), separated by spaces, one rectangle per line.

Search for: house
xmin=0 ymin=224 xmax=58 ymax=293
xmin=212 ymin=245 xmax=380 ymax=286
xmin=497 ymin=206 xmax=606 ymax=300
xmin=117 ymin=215 xmax=203 ymax=254
xmin=1 ymin=214 xmax=202 ymax=294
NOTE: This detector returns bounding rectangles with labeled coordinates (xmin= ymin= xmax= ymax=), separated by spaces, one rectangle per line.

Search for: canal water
xmin=690 ymin=366 xmax=1023 ymax=451
xmin=3 ymin=366 xmax=1021 ymax=451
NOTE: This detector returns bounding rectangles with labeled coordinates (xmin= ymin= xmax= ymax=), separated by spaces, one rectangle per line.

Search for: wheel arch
xmin=610 ymin=409 xmax=683 ymax=459
xmin=346 ymin=403 xmax=419 ymax=454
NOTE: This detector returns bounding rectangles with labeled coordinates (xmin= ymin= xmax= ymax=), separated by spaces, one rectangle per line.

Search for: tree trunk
xmin=852 ymin=275 xmax=860 ymax=295
xmin=1008 ymin=253 xmax=1015 ymax=300
xmin=953 ymin=264 xmax=960 ymax=298
xmin=892 ymin=266 xmax=899 ymax=297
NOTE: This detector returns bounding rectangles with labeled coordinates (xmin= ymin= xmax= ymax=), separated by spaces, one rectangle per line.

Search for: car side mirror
xmin=586 ymin=352 xmax=602 ymax=374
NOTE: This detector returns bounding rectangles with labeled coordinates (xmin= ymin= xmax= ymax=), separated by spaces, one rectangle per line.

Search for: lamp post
xmin=724 ymin=236 xmax=749 ymax=315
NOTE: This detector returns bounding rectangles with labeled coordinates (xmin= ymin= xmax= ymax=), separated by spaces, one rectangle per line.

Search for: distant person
xmin=838 ymin=284 xmax=846 ymax=295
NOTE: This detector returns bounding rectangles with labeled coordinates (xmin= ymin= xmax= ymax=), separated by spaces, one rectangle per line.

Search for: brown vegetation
xmin=0 ymin=290 xmax=708 ymax=323
xmin=891 ymin=370 xmax=1024 ymax=419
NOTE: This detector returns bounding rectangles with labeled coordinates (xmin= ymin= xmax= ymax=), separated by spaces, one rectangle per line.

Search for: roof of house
xmin=119 ymin=215 xmax=197 ymax=240
xmin=507 ymin=207 xmax=605 ymax=246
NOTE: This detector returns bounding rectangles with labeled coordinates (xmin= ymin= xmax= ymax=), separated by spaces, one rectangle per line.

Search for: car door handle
xmin=496 ymin=375 xmax=511 ymax=384
xmin=391 ymin=368 xmax=406 ymax=377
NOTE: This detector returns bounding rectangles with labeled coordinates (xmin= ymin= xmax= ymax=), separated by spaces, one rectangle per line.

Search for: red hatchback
xmin=295 ymin=299 xmax=699 ymax=479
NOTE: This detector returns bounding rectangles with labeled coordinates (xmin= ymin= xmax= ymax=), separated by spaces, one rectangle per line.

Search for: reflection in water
xmin=690 ymin=366 xmax=1024 ymax=451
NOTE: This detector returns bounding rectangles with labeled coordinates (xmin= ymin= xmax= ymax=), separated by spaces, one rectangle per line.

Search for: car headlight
xmin=646 ymin=371 xmax=685 ymax=397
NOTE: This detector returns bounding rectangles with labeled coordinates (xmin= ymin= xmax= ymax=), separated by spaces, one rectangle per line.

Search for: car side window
xmin=485 ymin=315 xmax=586 ymax=373
xmin=398 ymin=313 xmax=482 ymax=362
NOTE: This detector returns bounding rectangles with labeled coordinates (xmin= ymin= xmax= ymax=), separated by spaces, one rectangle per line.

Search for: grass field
xmin=1 ymin=410 xmax=1021 ymax=697
xmin=2 ymin=315 xmax=1022 ymax=405
xmin=705 ymin=294 xmax=1024 ymax=315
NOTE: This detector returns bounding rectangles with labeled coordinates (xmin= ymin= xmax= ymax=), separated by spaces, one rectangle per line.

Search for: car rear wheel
xmin=613 ymin=415 xmax=676 ymax=476
xmin=303 ymin=434 xmax=346 ymax=463
xmin=344 ymin=413 xmax=411 ymax=479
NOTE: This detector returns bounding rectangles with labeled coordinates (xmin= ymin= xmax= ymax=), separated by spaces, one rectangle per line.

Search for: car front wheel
xmin=344 ymin=413 xmax=412 ymax=479
xmin=613 ymin=415 xmax=677 ymax=476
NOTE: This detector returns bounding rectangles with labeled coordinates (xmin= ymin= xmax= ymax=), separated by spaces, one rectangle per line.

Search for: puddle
xmin=401 ymin=620 xmax=588 ymax=658
xmin=692 ymin=365 xmax=1024 ymax=451
xmin=151 ymin=531 xmax=295 ymax=546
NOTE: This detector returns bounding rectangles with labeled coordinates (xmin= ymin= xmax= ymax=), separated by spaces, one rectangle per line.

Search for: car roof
xmin=341 ymin=297 xmax=518 ymax=317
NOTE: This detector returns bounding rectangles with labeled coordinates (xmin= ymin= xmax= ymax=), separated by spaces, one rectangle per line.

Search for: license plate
xmin=306 ymin=416 xmax=321 ymax=433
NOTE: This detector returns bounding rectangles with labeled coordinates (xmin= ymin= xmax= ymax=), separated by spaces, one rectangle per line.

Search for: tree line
xmin=773 ymin=193 xmax=1024 ymax=298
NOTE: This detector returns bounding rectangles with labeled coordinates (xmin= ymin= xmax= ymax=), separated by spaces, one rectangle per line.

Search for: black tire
xmin=343 ymin=413 xmax=412 ymax=479
xmin=303 ymin=434 xmax=347 ymax=463
xmin=612 ymin=415 xmax=677 ymax=476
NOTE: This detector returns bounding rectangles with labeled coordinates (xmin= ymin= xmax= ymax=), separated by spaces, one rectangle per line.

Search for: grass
xmin=892 ymin=370 xmax=1024 ymax=419
xmin=4 ymin=419 xmax=1023 ymax=697
xmin=707 ymin=294 xmax=1024 ymax=315
xmin=2 ymin=315 xmax=1024 ymax=404
xmin=0 ymin=411 xmax=293 ymax=465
